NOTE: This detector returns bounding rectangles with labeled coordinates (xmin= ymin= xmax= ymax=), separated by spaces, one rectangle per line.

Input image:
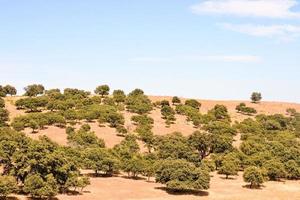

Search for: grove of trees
xmin=0 ymin=84 xmax=299 ymax=198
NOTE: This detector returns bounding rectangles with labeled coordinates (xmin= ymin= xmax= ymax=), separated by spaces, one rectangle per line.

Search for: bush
xmin=0 ymin=98 xmax=5 ymax=108
xmin=236 ymin=103 xmax=257 ymax=115
xmin=0 ymin=176 xmax=18 ymax=198
xmin=285 ymin=160 xmax=300 ymax=180
xmin=0 ymin=108 xmax=9 ymax=127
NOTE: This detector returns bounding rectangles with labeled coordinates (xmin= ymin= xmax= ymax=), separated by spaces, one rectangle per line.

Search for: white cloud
xmin=129 ymin=55 xmax=261 ymax=63
xmin=220 ymin=23 xmax=300 ymax=40
xmin=191 ymin=0 xmax=300 ymax=18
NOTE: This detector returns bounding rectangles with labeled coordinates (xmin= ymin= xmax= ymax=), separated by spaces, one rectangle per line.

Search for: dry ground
xmin=14 ymin=172 xmax=300 ymax=200
xmin=4 ymin=96 xmax=300 ymax=200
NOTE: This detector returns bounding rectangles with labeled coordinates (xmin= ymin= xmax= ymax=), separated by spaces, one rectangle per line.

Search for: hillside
xmin=2 ymin=94 xmax=300 ymax=200
xmin=4 ymin=96 xmax=300 ymax=148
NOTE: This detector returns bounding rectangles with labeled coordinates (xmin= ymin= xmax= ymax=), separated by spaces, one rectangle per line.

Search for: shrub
xmin=0 ymin=176 xmax=18 ymax=198
xmin=0 ymin=98 xmax=4 ymax=108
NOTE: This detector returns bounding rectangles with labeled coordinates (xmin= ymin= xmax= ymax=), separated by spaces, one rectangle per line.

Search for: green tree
xmin=251 ymin=92 xmax=262 ymax=103
xmin=161 ymin=105 xmax=176 ymax=125
xmin=0 ymin=175 xmax=18 ymax=198
xmin=0 ymin=108 xmax=9 ymax=127
xmin=15 ymin=97 xmax=48 ymax=112
xmin=155 ymin=159 xmax=210 ymax=192
xmin=3 ymin=85 xmax=17 ymax=96
xmin=208 ymin=104 xmax=230 ymax=122
xmin=172 ymin=96 xmax=181 ymax=105
xmin=243 ymin=166 xmax=265 ymax=189
xmin=126 ymin=89 xmax=152 ymax=114
xmin=185 ymin=99 xmax=201 ymax=110
xmin=0 ymin=86 xmax=5 ymax=97
xmin=285 ymin=160 xmax=300 ymax=180
xmin=122 ymin=155 xmax=145 ymax=178
xmin=83 ymin=148 xmax=120 ymax=176
xmin=0 ymin=98 xmax=4 ymax=108
xmin=160 ymin=100 xmax=170 ymax=107
xmin=106 ymin=112 xmax=125 ymax=128
xmin=23 ymin=174 xmax=58 ymax=198
xmin=263 ymin=160 xmax=287 ymax=181
xmin=113 ymin=89 xmax=126 ymax=103
xmin=236 ymin=103 xmax=257 ymax=115
xmin=286 ymin=108 xmax=297 ymax=116
xmin=155 ymin=132 xmax=195 ymax=161
xmin=188 ymin=131 xmax=212 ymax=160
xmin=136 ymin=126 xmax=155 ymax=153
xmin=218 ymin=160 xmax=239 ymax=179
xmin=67 ymin=126 xmax=105 ymax=148
xmin=24 ymin=84 xmax=45 ymax=97
xmin=95 ymin=85 xmax=110 ymax=97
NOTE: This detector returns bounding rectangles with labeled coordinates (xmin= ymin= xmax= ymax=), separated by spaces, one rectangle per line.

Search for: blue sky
xmin=0 ymin=0 xmax=300 ymax=102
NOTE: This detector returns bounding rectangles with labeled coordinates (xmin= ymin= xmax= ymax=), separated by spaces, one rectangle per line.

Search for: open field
xmin=14 ymin=172 xmax=300 ymax=200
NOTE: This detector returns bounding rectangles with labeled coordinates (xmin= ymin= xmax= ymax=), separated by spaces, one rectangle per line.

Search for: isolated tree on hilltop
xmin=251 ymin=92 xmax=262 ymax=103
xmin=172 ymin=96 xmax=181 ymax=105
xmin=24 ymin=84 xmax=45 ymax=97
xmin=95 ymin=85 xmax=110 ymax=97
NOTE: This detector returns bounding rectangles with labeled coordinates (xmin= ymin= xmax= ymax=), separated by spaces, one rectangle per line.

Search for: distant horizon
xmin=3 ymin=83 xmax=300 ymax=104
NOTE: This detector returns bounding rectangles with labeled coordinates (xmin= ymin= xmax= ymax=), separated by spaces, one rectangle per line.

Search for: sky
xmin=0 ymin=0 xmax=300 ymax=102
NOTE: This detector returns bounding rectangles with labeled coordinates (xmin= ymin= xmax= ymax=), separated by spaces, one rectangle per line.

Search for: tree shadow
xmin=63 ymin=190 xmax=82 ymax=196
xmin=26 ymin=197 xmax=59 ymax=200
xmin=155 ymin=187 xmax=209 ymax=197
xmin=220 ymin=177 xmax=237 ymax=180
xmin=120 ymin=175 xmax=147 ymax=181
xmin=84 ymin=172 xmax=116 ymax=178
xmin=242 ymin=184 xmax=265 ymax=190
xmin=3 ymin=197 xmax=20 ymax=200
